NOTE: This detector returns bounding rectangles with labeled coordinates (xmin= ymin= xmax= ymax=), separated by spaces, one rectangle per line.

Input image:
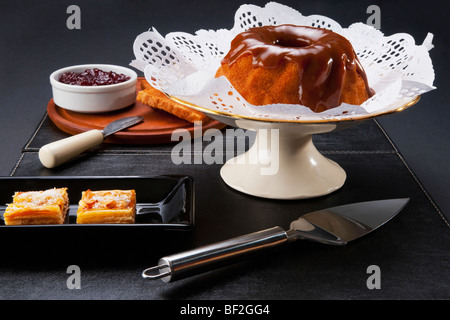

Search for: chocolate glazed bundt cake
xmin=215 ymin=24 xmax=375 ymax=113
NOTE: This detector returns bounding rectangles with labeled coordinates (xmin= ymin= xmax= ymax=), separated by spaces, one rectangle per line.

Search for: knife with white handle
xmin=142 ymin=198 xmax=409 ymax=283
xmin=39 ymin=116 xmax=143 ymax=168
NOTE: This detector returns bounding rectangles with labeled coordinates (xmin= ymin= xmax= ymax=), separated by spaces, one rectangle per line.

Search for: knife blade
xmin=39 ymin=116 xmax=143 ymax=168
xmin=142 ymin=198 xmax=409 ymax=283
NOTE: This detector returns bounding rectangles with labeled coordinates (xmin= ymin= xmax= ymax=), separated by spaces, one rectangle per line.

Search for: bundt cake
xmin=215 ymin=24 xmax=375 ymax=113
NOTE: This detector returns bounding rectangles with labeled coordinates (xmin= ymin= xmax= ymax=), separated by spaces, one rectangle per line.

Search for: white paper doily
xmin=130 ymin=2 xmax=435 ymax=122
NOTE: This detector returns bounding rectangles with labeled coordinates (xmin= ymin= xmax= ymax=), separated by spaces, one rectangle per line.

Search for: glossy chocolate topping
xmin=221 ymin=25 xmax=374 ymax=110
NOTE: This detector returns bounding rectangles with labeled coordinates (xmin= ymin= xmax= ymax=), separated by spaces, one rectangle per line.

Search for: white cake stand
xmin=168 ymin=95 xmax=420 ymax=200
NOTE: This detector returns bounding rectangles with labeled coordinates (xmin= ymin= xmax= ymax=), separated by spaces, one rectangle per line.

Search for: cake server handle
xmin=142 ymin=226 xmax=288 ymax=282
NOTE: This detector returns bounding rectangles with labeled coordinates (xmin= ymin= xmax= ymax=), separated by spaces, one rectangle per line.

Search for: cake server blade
xmin=142 ymin=198 xmax=409 ymax=283
xmin=39 ymin=116 xmax=143 ymax=168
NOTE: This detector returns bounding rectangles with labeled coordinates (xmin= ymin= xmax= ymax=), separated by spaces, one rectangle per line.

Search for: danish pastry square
xmin=3 ymin=188 xmax=69 ymax=225
xmin=76 ymin=189 xmax=136 ymax=224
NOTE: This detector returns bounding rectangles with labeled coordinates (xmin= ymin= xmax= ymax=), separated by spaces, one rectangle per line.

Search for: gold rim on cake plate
xmin=165 ymin=94 xmax=420 ymax=125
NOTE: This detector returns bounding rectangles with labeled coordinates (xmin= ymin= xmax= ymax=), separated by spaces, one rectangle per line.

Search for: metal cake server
xmin=142 ymin=198 xmax=409 ymax=283
xmin=39 ymin=116 xmax=143 ymax=168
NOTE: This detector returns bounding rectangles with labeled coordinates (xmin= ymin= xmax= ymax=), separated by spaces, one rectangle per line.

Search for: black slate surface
xmin=1 ymin=117 xmax=448 ymax=301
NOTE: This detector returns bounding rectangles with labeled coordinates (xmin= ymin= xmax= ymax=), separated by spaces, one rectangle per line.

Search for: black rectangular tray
xmin=0 ymin=175 xmax=194 ymax=230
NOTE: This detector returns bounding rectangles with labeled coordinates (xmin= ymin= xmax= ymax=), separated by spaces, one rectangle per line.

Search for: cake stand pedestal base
xmin=220 ymin=128 xmax=346 ymax=200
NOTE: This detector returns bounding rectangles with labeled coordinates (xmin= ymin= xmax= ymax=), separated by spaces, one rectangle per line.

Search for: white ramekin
xmin=50 ymin=64 xmax=138 ymax=113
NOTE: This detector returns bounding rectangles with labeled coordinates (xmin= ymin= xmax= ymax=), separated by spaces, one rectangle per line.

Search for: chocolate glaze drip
xmin=221 ymin=25 xmax=375 ymax=111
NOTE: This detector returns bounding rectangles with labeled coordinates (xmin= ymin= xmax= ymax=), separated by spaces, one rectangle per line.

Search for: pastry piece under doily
xmin=137 ymin=79 xmax=212 ymax=123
